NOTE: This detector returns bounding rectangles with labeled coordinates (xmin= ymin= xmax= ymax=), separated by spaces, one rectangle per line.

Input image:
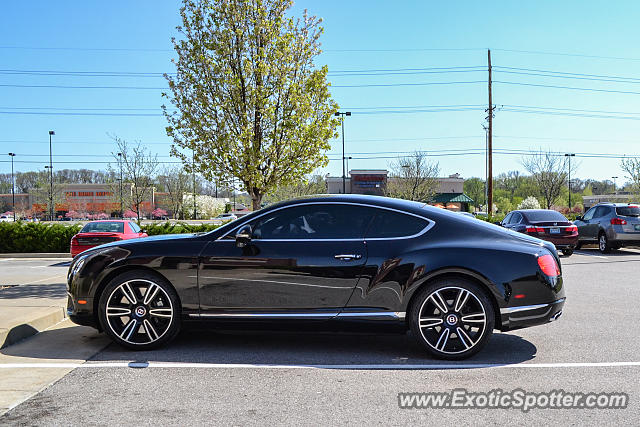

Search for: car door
xmin=576 ymin=207 xmax=596 ymax=240
xmin=197 ymin=203 xmax=375 ymax=315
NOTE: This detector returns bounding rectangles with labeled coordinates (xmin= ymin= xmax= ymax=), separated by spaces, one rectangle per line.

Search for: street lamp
xmin=8 ymin=153 xmax=16 ymax=221
xmin=334 ymin=111 xmax=351 ymax=193
xmin=48 ymin=130 xmax=55 ymax=221
xmin=564 ymin=153 xmax=575 ymax=209
xmin=344 ymin=156 xmax=353 ymax=188
xmin=612 ymin=176 xmax=618 ymax=194
xmin=117 ymin=152 xmax=123 ymax=218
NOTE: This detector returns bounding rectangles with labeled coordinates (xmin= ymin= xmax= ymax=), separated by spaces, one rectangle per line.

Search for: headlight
xmin=68 ymin=255 xmax=87 ymax=282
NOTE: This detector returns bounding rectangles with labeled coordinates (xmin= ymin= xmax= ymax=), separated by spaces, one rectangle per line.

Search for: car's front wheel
xmin=98 ymin=270 xmax=181 ymax=350
xmin=409 ymin=279 xmax=495 ymax=360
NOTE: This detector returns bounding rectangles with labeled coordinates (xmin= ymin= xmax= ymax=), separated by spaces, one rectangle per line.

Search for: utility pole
xmin=8 ymin=153 xmax=16 ymax=221
xmin=565 ymin=153 xmax=575 ymax=209
xmin=335 ymin=111 xmax=351 ymax=193
xmin=117 ymin=152 xmax=123 ymax=218
xmin=487 ymin=50 xmax=493 ymax=219
xmin=192 ymin=150 xmax=197 ymax=220
xmin=48 ymin=130 xmax=55 ymax=221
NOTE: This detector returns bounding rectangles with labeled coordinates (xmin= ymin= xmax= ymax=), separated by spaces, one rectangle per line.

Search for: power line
xmin=494 ymin=66 xmax=640 ymax=83
xmin=494 ymin=80 xmax=640 ymax=95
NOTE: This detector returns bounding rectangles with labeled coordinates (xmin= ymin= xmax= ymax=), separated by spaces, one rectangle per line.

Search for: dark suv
xmin=574 ymin=203 xmax=640 ymax=253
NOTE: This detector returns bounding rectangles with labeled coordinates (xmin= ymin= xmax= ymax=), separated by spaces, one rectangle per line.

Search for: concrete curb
xmin=0 ymin=253 xmax=71 ymax=259
xmin=0 ymin=307 xmax=66 ymax=349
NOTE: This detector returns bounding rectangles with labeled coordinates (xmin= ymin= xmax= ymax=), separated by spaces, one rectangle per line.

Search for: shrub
xmin=143 ymin=222 xmax=221 ymax=236
xmin=0 ymin=222 xmax=81 ymax=253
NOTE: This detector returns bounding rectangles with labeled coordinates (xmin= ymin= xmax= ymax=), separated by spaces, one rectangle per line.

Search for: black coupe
xmin=67 ymin=195 xmax=565 ymax=360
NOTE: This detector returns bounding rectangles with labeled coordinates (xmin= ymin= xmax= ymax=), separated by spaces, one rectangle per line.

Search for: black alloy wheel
xmin=409 ymin=278 xmax=495 ymax=360
xmin=98 ymin=271 xmax=181 ymax=350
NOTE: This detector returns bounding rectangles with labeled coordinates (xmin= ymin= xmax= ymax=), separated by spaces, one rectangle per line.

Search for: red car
xmin=501 ymin=209 xmax=579 ymax=256
xmin=70 ymin=220 xmax=148 ymax=257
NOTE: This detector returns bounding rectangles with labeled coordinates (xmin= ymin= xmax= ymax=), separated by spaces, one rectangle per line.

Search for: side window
xmin=511 ymin=212 xmax=523 ymax=224
xmin=365 ymin=209 xmax=429 ymax=238
xmin=129 ymin=222 xmax=141 ymax=233
xmin=583 ymin=207 xmax=596 ymax=221
xmin=503 ymin=213 xmax=513 ymax=224
xmin=594 ymin=206 xmax=610 ymax=218
xmin=249 ymin=204 xmax=375 ymax=240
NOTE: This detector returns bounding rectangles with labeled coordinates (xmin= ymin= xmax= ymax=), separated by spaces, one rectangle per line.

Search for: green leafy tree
xmin=265 ymin=174 xmax=326 ymax=204
xmin=463 ymin=177 xmax=485 ymax=211
xmin=163 ymin=0 xmax=339 ymax=210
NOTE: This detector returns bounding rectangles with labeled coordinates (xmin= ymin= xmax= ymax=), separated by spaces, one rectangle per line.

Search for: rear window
xmin=365 ymin=209 xmax=429 ymax=238
xmin=616 ymin=206 xmax=640 ymax=217
xmin=522 ymin=210 xmax=568 ymax=222
xmin=81 ymin=222 xmax=124 ymax=233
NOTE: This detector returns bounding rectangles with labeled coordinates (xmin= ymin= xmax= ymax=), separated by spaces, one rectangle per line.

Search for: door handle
xmin=334 ymin=254 xmax=362 ymax=261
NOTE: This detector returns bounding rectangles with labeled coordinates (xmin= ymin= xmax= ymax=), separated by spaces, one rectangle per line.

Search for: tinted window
xmin=522 ymin=210 xmax=568 ymax=222
xmin=365 ymin=209 xmax=429 ymax=238
xmin=511 ymin=212 xmax=523 ymax=224
xmin=616 ymin=206 xmax=640 ymax=217
xmin=503 ymin=213 xmax=513 ymax=224
xmin=129 ymin=222 xmax=141 ymax=233
xmin=249 ymin=204 xmax=375 ymax=240
xmin=81 ymin=221 xmax=124 ymax=233
xmin=594 ymin=206 xmax=611 ymax=218
xmin=583 ymin=207 xmax=595 ymax=220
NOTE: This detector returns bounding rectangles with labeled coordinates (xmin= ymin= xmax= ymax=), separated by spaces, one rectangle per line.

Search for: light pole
xmin=334 ymin=111 xmax=351 ymax=193
xmin=565 ymin=153 xmax=575 ymax=210
xmin=117 ymin=152 xmax=123 ymax=218
xmin=8 ymin=153 xmax=16 ymax=221
xmin=344 ymin=156 xmax=353 ymax=189
xmin=48 ymin=130 xmax=55 ymax=220
xmin=612 ymin=176 xmax=618 ymax=194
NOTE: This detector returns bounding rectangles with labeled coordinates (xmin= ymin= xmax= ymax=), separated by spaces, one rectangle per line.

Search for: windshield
xmin=616 ymin=206 xmax=640 ymax=217
xmin=522 ymin=210 xmax=568 ymax=222
xmin=81 ymin=222 xmax=124 ymax=233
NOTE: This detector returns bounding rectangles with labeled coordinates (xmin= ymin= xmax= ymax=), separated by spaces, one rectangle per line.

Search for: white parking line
xmin=574 ymin=251 xmax=608 ymax=259
xmin=1 ymin=361 xmax=639 ymax=370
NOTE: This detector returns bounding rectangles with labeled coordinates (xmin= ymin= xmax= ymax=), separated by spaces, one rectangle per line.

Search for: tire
xmin=562 ymin=249 xmax=573 ymax=257
xmin=574 ymin=242 xmax=582 ymax=250
xmin=409 ymin=278 xmax=495 ymax=360
xmin=598 ymin=232 xmax=611 ymax=254
xmin=98 ymin=270 xmax=181 ymax=350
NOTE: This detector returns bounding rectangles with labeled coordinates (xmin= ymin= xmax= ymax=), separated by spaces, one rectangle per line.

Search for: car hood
xmin=75 ymin=233 xmax=197 ymax=258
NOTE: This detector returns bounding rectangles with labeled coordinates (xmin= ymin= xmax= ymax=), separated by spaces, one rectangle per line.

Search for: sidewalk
xmin=0 ymin=258 xmax=71 ymax=349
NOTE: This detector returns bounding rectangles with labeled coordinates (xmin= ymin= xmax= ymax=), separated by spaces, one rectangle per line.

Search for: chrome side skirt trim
xmin=500 ymin=298 xmax=566 ymax=315
xmin=188 ymin=311 xmax=406 ymax=320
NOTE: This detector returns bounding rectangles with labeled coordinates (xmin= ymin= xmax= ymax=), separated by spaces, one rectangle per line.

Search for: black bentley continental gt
xmin=67 ymin=195 xmax=565 ymax=360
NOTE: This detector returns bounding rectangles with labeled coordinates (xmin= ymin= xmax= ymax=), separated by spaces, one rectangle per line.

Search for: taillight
xmin=537 ymin=254 xmax=560 ymax=277
xmin=610 ymin=218 xmax=627 ymax=225
xmin=526 ymin=227 xmax=544 ymax=233
xmin=566 ymin=225 xmax=577 ymax=232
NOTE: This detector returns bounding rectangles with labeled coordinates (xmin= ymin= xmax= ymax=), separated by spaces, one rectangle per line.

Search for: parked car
xmin=501 ymin=209 xmax=578 ymax=256
xmin=67 ymin=195 xmax=565 ymax=360
xmin=574 ymin=203 xmax=640 ymax=253
xmin=70 ymin=220 xmax=148 ymax=257
xmin=0 ymin=215 xmax=14 ymax=222
xmin=458 ymin=211 xmax=475 ymax=218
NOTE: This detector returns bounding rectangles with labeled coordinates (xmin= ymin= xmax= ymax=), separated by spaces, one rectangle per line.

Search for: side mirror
xmin=235 ymin=225 xmax=252 ymax=248
xmin=140 ymin=229 xmax=147 ymax=234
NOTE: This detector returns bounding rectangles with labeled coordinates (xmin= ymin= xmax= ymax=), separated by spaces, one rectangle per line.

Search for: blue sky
xmin=1 ymin=0 xmax=640 ymax=185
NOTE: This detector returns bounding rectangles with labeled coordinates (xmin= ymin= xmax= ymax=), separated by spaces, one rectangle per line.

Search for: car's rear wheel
xmin=598 ymin=232 xmax=611 ymax=254
xmin=574 ymin=242 xmax=582 ymax=250
xmin=98 ymin=270 xmax=181 ymax=350
xmin=562 ymin=248 xmax=573 ymax=256
xmin=409 ymin=278 xmax=495 ymax=360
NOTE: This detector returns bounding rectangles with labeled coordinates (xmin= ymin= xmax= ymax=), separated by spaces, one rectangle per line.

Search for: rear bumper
xmin=500 ymin=297 xmax=565 ymax=331
xmin=538 ymin=235 xmax=579 ymax=249
xmin=70 ymin=244 xmax=97 ymax=257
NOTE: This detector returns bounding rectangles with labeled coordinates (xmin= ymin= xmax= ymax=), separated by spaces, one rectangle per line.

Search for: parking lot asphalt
xmin=1 ymin=249 xmax=639 ymax=424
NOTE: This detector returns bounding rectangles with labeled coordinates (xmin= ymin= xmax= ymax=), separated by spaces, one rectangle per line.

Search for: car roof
xmin=596 ymin=202 xmax=638 ymax=207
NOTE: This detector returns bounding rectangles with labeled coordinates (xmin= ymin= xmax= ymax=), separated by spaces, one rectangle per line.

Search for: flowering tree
xmin=182 ymin=194 xmax=225 ymax=219
xmin=65 ymin=210 xmax=84 ymax=219
xmin=123 ymin=209 xmax=138 ymax=219
xmin=152 ymin=208 xmax=168 ymax=219
xmin=518 ymin=196 xmax=541 ymax=210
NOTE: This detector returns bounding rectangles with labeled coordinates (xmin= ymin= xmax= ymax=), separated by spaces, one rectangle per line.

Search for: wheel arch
xmin=405 ymin=268 xmax=503 ymax=331
xmin=92 ymin=265 xmax=181 ymax=330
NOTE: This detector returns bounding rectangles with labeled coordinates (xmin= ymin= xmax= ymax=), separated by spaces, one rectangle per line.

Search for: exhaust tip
xmin=550 ymin=310 xmax=563 ymax=322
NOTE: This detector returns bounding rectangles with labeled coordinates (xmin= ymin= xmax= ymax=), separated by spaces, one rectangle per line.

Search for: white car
xmin=214 ymin=213 xmax=238 ymax=222
xmin=0 ymin=215 xmax=14 ymax=222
